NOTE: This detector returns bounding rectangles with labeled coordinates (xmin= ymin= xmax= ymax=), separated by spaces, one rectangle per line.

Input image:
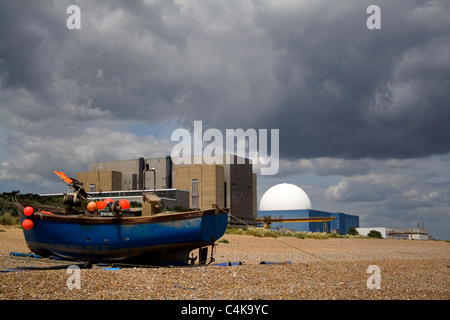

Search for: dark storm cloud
xmin=0 ymin=0 xmax=448 ymax=161
xmin=0 ymin=1 xmax=51 ymax=90
xmin=2 ymin=1 xmax=448 ymax=162
xmin=252 ymin=0 xmax=450 ymax=160
xmin=0 ymin=0 xmax=282 ymax=136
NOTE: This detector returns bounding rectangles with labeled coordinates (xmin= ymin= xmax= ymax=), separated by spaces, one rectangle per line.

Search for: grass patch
xmin=0 ymin=213 xmax=20 ymax=226
xmin=226 ymin=227 xmax=370 ymax=240
xmin=226 ymin=227 xmax=281 ymax=238
xmin=226 ymin=227 xmax=328 ymax=239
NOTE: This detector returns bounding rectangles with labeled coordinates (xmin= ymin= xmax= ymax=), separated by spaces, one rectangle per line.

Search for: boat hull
xmin=16 ymin=204 xmax=228 ymax=265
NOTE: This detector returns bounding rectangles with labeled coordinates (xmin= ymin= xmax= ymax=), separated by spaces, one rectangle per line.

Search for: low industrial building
xmin=257 ymin=183 xmax=359 ymax=234
xmin=356 ymin=227 xmax=429 ymax=240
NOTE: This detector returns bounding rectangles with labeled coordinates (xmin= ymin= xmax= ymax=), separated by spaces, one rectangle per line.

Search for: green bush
xmin=368 ymin=230 xmax=383 ymax=239
xmin=0 ymin=213 xmax=20 ymax=226
xmin=348 ymin=226 xmax=359 ymax=236
xmin=130 ymin=201 xmax=142 ymax=208
xmin=226 ymin=227 xmax=281 ymax=238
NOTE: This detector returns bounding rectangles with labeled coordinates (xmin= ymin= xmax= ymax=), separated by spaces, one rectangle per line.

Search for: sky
xmin=0 ymin=0 xmax=449 ymax=239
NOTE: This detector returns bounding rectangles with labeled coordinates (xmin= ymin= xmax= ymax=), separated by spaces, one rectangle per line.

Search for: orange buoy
xmin=118 ymin=199 xmax=130 ymax=210
xmin=87 ymin=201 xmax=97 ymax=212
xmin=103 ymin=198 xmax=114 ymax=208
xmin=22 ymin=219 xmax=34 ymax=230
xmin=24 ymin=206 xmax=33 ymax=216
xmin=96 ymin=201 xmax=105 ymax=210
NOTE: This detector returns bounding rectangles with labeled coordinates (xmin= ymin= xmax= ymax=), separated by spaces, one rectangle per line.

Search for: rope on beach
xmin=1 ymin=260 xmax=92 ymax=273
xmin=225 ymin=210 xmax=346 ymax=264
xmin=225 ymin=211 xmax=450 ymax=293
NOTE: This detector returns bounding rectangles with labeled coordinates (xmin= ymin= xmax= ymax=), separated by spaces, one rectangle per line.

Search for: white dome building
xmin=259 ymin=183 xmax=312 ymax=211
xmin=257 ymin=183 xmax=359 ymax=234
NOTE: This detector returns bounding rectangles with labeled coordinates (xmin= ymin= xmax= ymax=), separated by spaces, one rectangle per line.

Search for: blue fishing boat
xmin=15 ymin=169 xmax=228 ymax=265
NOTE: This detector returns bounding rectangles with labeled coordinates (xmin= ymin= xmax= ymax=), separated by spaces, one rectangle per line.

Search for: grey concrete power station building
xmin=76 ymin=155 xmax=257 ymax=225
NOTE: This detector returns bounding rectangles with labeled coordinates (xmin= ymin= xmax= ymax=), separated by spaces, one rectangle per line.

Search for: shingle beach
xmin=1 ymin=226 xmax=449 ymax=300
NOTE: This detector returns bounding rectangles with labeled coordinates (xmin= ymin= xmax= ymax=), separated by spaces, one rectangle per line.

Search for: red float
xmin=24 ymin=206 xmax=34 ymax=216
xmin=22 ymin=219 xmax=34 ymax=230
xmin=96 ymin=201 xmax=105 ymax=210
xmin=119 ymin=199 xmax=130 ymax=210
xmin=103 ymin=198 xmax=114 ymax=208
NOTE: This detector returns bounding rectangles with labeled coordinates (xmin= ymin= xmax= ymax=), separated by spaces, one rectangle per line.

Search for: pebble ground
xmin=1 ymin=226 xmax=449 ymax=300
